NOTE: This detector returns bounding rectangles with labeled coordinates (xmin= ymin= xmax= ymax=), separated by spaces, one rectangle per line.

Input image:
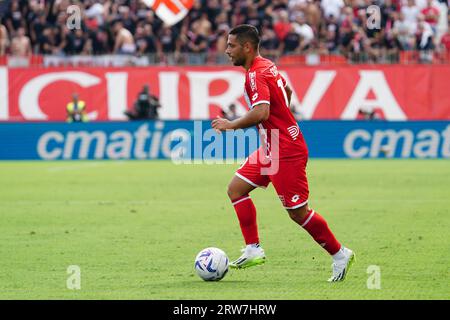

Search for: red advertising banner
xmin=1 ymin=65 xmax=450 ymax=121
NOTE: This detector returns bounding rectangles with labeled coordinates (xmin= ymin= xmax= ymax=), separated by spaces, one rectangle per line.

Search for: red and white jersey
xmin=244 ymin=56 xmax=308 ymax=160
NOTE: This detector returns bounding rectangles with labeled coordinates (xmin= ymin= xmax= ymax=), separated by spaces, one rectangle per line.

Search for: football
xmin=194 ymin=247 xmax=229 ymax=281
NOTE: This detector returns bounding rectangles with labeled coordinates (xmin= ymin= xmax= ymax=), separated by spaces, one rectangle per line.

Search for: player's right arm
xmin=212 ymin=104 xmax=269 ymax=132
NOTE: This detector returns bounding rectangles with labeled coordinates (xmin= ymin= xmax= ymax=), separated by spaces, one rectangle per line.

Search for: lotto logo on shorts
xmin=291 ymin=195 xmax=300 ymax=203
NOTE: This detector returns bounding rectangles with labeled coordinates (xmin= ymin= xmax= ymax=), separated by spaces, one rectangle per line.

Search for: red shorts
xmin=235 ymin=148 xmax=309 ymax=209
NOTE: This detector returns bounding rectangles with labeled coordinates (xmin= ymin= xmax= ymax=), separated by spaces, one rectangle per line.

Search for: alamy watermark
xmin=169 ymin=121 xmax=280 ymax=175
xmin=66 ymin=5 xmax=82 ymax=30
xmin=66 ymin=265 xmax=81 ymax=290
xmin=366 ymin=265 xmax=381 ymax=289
xmin=366 ymin=5 xmax=382 ymax=30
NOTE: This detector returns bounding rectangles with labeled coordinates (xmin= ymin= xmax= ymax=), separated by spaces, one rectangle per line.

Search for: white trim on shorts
xmin=235 ymin=172 xmax=267 ymax=189
xmin=284 ymin=199 xmax=308 ymax=210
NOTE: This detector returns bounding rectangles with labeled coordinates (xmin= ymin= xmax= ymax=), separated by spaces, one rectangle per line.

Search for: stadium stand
xmin=0 ymin=0 xmax=448 ymax=66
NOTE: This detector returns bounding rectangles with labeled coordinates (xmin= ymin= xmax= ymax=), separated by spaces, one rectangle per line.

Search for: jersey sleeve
xmin=248 ymin=70 xmax=270 ymax=108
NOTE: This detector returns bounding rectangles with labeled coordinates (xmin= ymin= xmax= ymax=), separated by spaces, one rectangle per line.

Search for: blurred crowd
xmin=0 ymin=0 xmax=449 ymax=64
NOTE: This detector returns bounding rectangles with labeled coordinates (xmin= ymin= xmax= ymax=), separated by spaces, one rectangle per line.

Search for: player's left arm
xmin=285 ymin=83 xmax=292 ymax=106
xmin=280 ymin=75 xmax=292 ymax=107
xmin=212 ymin=104 xmax=269 ymax=132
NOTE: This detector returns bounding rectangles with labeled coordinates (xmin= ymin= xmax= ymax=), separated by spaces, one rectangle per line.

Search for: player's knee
xmin=287 ymin=205 xmax=309 ymax=223
xmin=227 ymin=184 xmax=246 ymax=200
xmin=227 ymin=185 xmax=237 ymax=200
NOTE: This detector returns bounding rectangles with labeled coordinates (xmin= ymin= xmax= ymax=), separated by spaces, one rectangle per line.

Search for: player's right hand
xmin=211 ymin=116 xmax=232 ymax=133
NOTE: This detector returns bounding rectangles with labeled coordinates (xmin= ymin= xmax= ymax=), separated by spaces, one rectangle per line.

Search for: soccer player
xmin=211 ymin=25 xmax=355 ymax=282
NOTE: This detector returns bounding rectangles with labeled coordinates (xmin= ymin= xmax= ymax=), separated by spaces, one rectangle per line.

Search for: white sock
xmin=332 ymin=246 xmax=345 ymax=260
xmin=246 ymin=243 xmax=260 ymax=252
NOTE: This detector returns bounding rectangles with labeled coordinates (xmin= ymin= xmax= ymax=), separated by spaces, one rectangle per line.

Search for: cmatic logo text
xmin=36 ymin=122 xmax=262 ymax=161
xmin=37 ymin=122 xmax=178 ymax=160
xmin=344 ymin=125 xmax=450 ymax=158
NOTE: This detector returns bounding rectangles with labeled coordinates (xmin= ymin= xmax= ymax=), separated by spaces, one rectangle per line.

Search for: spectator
xmin=65 ymin=29 xmax=88 ymax=55
xmin=113 ymin=20 xmax=136 ymax=55
xmin=124 ymin=84 xmax=161 ymax=120
xmin=260 ymin=26 xmax=281 ymax=58
xmin=421 ymin=0 xmax=440 ymax=32
xmin=281 ymin=23 xmax=301 ymax=53
xmin=393 ymin=12 xmax=416 ymax=50
xmin=214 ymin=24 xmax=230 ymax=56
xmin=135 ymin=24 xmax=158 ymax=57
xmin=321 ymin=0 xmax=345 ymax=21
xmin=186 ymin=20 xmax=208 ymax=64
xmin=383 ymin=28 xmax=402 ymax=63
xmin=84 ymin=0 xmax=105 ymax=27
xmin=273 ymin=10 xmax=292 ymax=42
xmin=196 ymin=12 xmax=213 ymax=38
xmin=10 ymin=27 xmax=31 ymax=57
xmin=416 ymin=14 xmax=435 ymax=62
xmin=119 ymin=5 xmax=137 ymax=35
xmin=135 ymin=25 xmax=148 ymax=55
xmin=0 ymin=18 xmax=9 ymax=55
xmin=51 ymin=25 xmax=67 ymax=56
xmin=157 ymin=25 xmax=179 ymax=62
xmin=207 ymin=0 xmax=223 ymax=23
xmin=339 ymin=14 xmax=356 ymax=57
xmin=244 ymin=6 xmax=263 ymax=31
xmin=0 ymin=0 xmax=447 ymax=64
xmin=30 ymin=13 xmax=48 ymax=47
xmin=4 ymin=0 xmax=23 ymax=33
xmin=293 ymin=15 xmax=314 ymax=52
xmin=349 ymin=27 xmax=368 ymax=62
xmin=188 ymin=0 xmax=204 ymax=24
xmin=323 ymin=20 xmax=340 ymax=53
xmin=402 ymin=0 xmax=421 ymax=34
xmin=89 ymin=27 xmax=109 ymax=55
xmin=37 ymin=26 xmax=55 ymax=55
xmin=66 ymin=93 xmax=89 ymax=123
xmin=304 ymin=0 xmax=322 ymax=33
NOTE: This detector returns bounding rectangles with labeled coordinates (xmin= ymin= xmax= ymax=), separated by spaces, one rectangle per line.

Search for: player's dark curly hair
xmin=229 ymin=24 xmax=260 ymax=50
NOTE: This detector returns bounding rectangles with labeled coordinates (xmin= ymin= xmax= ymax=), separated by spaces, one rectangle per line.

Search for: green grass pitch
xmin=0 ymin=160 xmax=449 ymax=300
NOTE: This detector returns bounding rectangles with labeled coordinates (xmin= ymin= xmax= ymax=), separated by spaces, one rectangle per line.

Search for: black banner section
xmin=0 ymin=300 xmax=447 ymax=319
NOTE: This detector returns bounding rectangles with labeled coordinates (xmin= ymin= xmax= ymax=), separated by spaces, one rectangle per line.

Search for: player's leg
xmin=271 ymin=159 xmax=355 ymax=282
xmin=287 ymin=205 xmax=355 ymax=282
xmin=287 ymin=203 xmax=342 ymax=257
xmin=227 ymin=175 xmax=259 ymax=245
xmin=228 ymin=153 xmax=270 ymax=269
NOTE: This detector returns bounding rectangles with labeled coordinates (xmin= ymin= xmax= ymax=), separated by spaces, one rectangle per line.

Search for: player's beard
xmin=232 ymin=55 xmax=245 ymax=66
xmin=230 ymin=50 xmax=246 ymax=66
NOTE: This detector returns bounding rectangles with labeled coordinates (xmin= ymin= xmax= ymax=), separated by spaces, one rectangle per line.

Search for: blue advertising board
xmin=0 ymin=121 xmax=449 ymax=160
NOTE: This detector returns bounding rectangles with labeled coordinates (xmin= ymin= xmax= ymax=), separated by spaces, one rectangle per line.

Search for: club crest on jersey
xmin=249 ymin=71 xmax=257 ymax=91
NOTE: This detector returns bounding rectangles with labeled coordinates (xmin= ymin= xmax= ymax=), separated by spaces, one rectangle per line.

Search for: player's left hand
xmin=211 ymin=116 xmax=232 ymax=133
